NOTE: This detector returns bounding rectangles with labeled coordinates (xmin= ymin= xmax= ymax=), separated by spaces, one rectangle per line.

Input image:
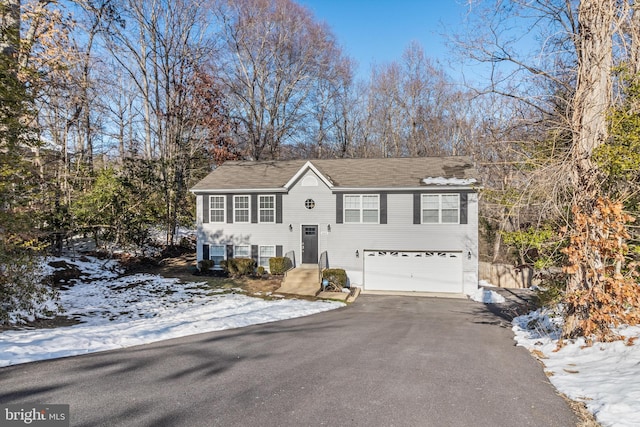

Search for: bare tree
xmin=212 ymin=0 xmax=350 ymax=160
xmin=561 ymin=0 xmax=618 ymax=339
xmin=569 ymin=0 xmax=614 ymax=185
xmin=98 ymin=0 xmax=234 ymax=245
xmin=368 ymin=61 xmax=403 ymax=157
xmin=307 ymin=55 xmax=355 ymax=158
xmin=365 ymin=42 xmax=474 ymax=158
xmin=457 ymin=0 xmax=640 ymax=340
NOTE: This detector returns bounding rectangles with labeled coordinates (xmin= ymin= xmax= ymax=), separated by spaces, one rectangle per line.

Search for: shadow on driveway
xmin=0 ymin=295 xmax=577 ymax=427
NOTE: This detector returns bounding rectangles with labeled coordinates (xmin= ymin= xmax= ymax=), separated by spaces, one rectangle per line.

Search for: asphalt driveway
xmin=0 ymin=295 xmax=577 ymax=426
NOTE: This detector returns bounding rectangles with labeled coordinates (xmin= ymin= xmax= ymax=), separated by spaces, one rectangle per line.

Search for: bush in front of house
xmin=322 ymin=268 xmax=347 ymax=289
xmin=197 ymin=259 xmax=214 ymax=272
xmin=269 ymin=257 xmax=292 ymax=275
xmin=220 ymin=258 xmax=256 ymax=277
xmin=234 ymin=258 xmax=256 ymax=275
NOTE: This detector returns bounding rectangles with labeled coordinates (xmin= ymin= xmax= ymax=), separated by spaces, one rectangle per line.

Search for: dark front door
xmin=301 ymin=225 xmax=318 ymax=264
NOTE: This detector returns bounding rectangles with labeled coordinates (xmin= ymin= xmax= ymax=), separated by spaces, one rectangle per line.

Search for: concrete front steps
xmin=275 ymin=265 xmax=321 ymax=296
xmin=275 ymin=264 xmax=360 ymax=303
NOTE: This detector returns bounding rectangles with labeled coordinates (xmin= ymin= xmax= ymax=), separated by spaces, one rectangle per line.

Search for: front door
xmin=301 ymin=225 xmax=318 ymax=264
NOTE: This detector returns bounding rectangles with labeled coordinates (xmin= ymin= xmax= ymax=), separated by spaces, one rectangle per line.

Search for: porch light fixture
xmin=327 ymin=224 xmax=331 ymax=232
xmin=289 ymin=224 xmax=293 ymax=232
xmin=467 ymin=250 xmax=472 ymax=260
xmin=355 ymin=250 xmax=359 ymax=258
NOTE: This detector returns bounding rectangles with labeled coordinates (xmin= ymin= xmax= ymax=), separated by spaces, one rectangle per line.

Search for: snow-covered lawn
xmin=512 ymin=309 xmax=640 ymax=427
xmin=0 ymin=256 xmax=343 ymax=367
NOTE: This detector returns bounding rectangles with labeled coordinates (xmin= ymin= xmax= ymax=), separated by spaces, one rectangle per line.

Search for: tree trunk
xmin=570 ymin=0 xmax=613 ymax=187
xmin=629 ymin=2 xmax=640 ymax=75
xmin=563 ymin=0 xmax=615 ymax=339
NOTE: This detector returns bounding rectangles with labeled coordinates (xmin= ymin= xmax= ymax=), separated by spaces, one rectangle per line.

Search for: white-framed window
xmin=344 ymin=194 xmax=379 ymax=223
xmin=209 ymin=196 xmax=225 ymax=223
xmin=259 ymin=195 xmax=275 ymax=223
xmin=210 ymin=245 xmax=226 ymax=266
xmin=421 ymin=194 xmax=459 ymax=224
xmin=259 ymin=245 xmax=275 ymax=270
xmin=234 ymin=245 xmax=250 ymax=258
xmin=234 ymin=195 xmax=250 ymax=223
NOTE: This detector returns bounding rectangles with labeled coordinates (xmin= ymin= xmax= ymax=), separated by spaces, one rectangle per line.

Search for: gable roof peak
xmin=284 ymin=160 xmax=334 ymax=189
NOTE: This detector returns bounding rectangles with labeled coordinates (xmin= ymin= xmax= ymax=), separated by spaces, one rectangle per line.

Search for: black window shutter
xmin=202 ymin=244 xmax=210 ymax=260
xmin=202 ymin=195 xmax=209 ymax=224
xmin=276 ymin=245 xmax=283 ymax=257
xmin=226 ymin=244 xmax=233 ymax=259
xmin=413 ymin=192 xmax=421 ymax=224
xmin=460 ymin=193 xmax=468 ymax=224
xmin=380 ymin=192 xmax=387 ymax=224
xmin=276 ymin=194 xmax=283 ymax=223
xmin=336 ymin=194 xmax=343 ymax=224
xmin=251 ymin=194 xmax=258 ymax=223
xmin=226 ymin=195 xmax=233 ymax=223
xmin=251 ymin=245 xmax=258 ymax=263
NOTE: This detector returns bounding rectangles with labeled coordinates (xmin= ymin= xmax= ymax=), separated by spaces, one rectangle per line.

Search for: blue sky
xmin=297 ymin=1 xmax=467 ymax=79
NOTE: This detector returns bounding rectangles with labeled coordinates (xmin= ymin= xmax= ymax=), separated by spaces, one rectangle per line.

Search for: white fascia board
xmin=284 ymin=161 xmax=334 ymax=189
xmin=333 ymin=186 xmax=480 ymax=192
xmin=190 ymin=188 xmax=287 ymax=194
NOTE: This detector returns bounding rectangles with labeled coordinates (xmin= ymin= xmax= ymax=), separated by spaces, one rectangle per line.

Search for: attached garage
xmin=363 ymin=250 xmax=464 ymax=293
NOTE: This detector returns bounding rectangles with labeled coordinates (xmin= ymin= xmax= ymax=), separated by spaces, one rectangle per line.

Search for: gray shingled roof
xmin=190 ymin=156 xmax=478 ymax=191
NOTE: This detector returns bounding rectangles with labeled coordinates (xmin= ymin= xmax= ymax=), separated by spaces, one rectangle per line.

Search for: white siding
xmin=328 ymin=192 xmax=478 ymax=294
xmin=196 ymin=169 xmax=334 ymax=265
xmin=195 ymin=168 xmax=479 ymax=295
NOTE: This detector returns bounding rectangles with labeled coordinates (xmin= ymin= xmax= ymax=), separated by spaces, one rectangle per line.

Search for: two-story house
xmin=190 ymin=156 xmax=479 ymax=295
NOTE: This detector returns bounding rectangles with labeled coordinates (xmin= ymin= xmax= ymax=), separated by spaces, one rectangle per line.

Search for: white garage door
xmin=363 ymin=250 xmax=463 ymax=293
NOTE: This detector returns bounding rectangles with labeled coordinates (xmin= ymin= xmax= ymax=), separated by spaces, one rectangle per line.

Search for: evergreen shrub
xmin=221 ymin=258 xmax=256 ymax=276
xmin=198 ymin=259 xmax=214 ymax=271
xmin=322 ymin=269 xmax=347 ymax=289
xmin=269 ymin=257 xmax=292 ymax=275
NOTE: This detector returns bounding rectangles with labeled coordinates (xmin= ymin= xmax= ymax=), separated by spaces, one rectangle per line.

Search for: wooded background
xmin=2 ymin=0 xmax=640 ymax=339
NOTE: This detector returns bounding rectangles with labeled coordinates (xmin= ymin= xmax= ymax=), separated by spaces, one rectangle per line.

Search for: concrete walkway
xmin=275 ymin=265 xmax=321 ymax=296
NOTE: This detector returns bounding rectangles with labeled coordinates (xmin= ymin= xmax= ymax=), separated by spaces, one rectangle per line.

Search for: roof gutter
xmin=190 ymin=188 xmax=288 ymax=194
xmin=190 ymin=185 xmax=483 ymax=194
xmin=332 ymin=186 xmax=481 ymax=192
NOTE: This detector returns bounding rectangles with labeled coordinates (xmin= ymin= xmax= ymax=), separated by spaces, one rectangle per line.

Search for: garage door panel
xmin=364 ymin=251 xmax=463 ymax=293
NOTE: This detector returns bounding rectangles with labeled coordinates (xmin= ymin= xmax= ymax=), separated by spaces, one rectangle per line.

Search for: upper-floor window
xmin=344 ymin=194 xmax=379 ymax=223
xmin=234 ymin=195 xmax=250 ymax=223
xmin=422 ymin=194 xmax=459 ymax=224
xmin=259 ymin=195 xmax=275 ymax=223
xmin=209 ymin=195 xmax=225 ymax=223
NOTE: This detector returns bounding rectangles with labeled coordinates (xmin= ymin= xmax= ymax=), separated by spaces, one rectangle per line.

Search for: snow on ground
xmin=6 ymin=258 xmax=640 ymax=427
xmin=512 ymin=309 xmax=640 ymax=427
xmin=0 ymin=256 xmax=343 ymax=368
xmin=468 ymin=286 xmax=505 ymax=304
xmin=148 ymin=226 xmax=196 ymax=246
